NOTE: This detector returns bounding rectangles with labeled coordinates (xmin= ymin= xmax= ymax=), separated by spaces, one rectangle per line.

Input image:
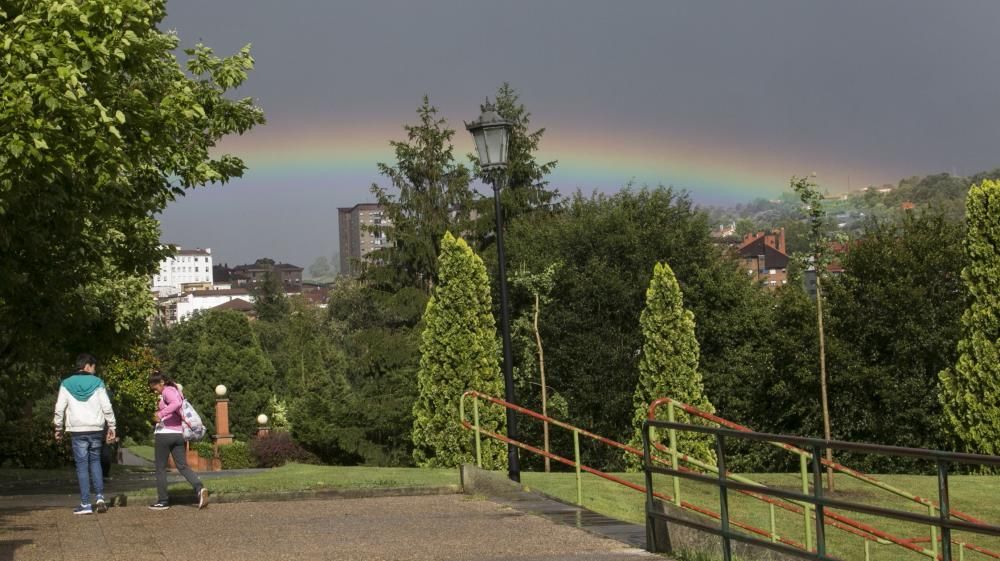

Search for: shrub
xmin=250 ymin=431 xmax=318 ymax=468
xmin=192 ymin=441 xmax=215 ymax=460
xmin=218 ymin=441 xmax=256 ymax=469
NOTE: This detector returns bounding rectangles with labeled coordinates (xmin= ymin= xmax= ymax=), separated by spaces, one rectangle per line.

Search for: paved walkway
xmin=0 ymin=495 xmax=658 ymax=561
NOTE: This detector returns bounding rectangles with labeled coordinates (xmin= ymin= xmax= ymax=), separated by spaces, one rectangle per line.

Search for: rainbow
xmin=215 ymin=116 xmax=904 ymax=204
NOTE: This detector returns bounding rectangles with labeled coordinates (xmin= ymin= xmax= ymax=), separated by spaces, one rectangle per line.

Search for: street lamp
xmin=466 ymin=103 xmax=520 ymax=483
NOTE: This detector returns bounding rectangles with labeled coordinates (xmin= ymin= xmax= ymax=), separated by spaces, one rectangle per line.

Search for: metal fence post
xmin=800 ymin=453 xmax=813 ymax=551
xmin=716 ymin=434 xmax=733 ymax=561
xmin=644 ymin=420 xmax=671 ymax=554
xmin=769 ymin=503 xmax=777 ymax=543
xmin=930 ymin=502 xmax=939 ymax=560
xmin=938 ymin=459 xmax=952 ymax=561
xmin=668 ymin=402 xmax=681 ymax=506
xmin=473 ymin=397 xmax=482 ymax=468
xmin=574 ymin=429 xmax=582 ymax=506
xmin=812 ymin=444 xmax=827 ymax=559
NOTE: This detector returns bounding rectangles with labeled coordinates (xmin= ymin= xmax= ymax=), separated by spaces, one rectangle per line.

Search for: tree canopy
xmin=0 ymin=0 xmax=264 ymax=372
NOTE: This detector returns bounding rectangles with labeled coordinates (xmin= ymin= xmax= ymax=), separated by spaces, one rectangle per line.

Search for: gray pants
xmin=154 ymin=433 xmax=203 ymax=504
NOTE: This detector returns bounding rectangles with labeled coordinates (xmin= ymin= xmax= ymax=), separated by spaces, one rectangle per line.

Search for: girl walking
xmin=148 ymin=371 xmax=209 ymax=510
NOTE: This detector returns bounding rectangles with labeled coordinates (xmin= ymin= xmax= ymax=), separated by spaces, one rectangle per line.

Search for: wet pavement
xmin=490 ymin=488 xmax=648 ymax=549
xmin=0 ymin=495 xmax=660 ymax=560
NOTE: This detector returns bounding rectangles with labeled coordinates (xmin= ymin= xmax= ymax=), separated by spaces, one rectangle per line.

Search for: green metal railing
xmin=648 ymin=397 xmax=1000 ymax=560
xmin=642 ymin=417 xmax=1000 ymax=561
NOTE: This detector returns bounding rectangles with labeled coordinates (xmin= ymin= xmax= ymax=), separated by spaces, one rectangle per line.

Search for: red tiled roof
xmin=212 ymin=298 xmax=254 ymax=312
xmin=189 ymin=288 xmax=250 ymax=297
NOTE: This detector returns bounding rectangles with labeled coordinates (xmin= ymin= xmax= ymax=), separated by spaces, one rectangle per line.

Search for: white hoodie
xmin=53 ymin=375 xmax=117 ymax=434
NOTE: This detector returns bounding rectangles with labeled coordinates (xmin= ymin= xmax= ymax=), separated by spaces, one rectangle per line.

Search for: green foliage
xmin=747 ymin=285 xmax=820 ymax=470
xmin=823 ymin=210 xmax=964 ymax=469
xmin=940 ymin=179 xmax=1000 ymax=456
xmin=368 ymin=96 xmax=474 ymax=290
xmin=504 ymin=187 xmax=767 ymax=469
xmin=252 ymin=271 xmax=291 ymax=322
xmin=0 ymin=0 xmax=264 ymax=375
xmin=267 ymin=396 xmax=292 ymax=432
xmin=323 ymin=281 xmax=426 ymax=466
xmin=101 ymin=347 xmax=160 ymax=443
xmin=192 ymin=441 xmax=215 ymax=459
xmin=218 ymin=440 xmax=256 ymax=469
xmin=627 ymin=262 xmax=716 ymax=469
xmin=469 ymin=83 xmax=560 ymax=253
xmin=412 ymin=232 xmax=506 ymax=468
xmin=164 ymin=310 xmax=275 ymax=440
xmin=0 ymin=393 xmax=69 ymax=468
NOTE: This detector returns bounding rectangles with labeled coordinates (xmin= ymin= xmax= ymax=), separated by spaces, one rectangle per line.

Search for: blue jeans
xmin=70 ymin=432 xmax=104 ymax=505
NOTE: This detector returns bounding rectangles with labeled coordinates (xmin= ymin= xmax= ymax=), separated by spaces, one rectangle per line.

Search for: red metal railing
xmin=460 ymin=390 xmax=807 ymax=549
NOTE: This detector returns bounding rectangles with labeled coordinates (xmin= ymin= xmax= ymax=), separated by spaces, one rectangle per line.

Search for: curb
xmin=139 ymin=484 xmax=464 ymax=506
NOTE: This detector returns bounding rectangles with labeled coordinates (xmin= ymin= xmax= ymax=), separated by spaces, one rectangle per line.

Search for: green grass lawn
xmin=522 ymin=470 xmax=1000 ymax=561
xmin=127 ymin=445 xmax=155 ymax=462
xmin=0 ymin=467 xmax=75 ymax=483
xmin=133 ymin=463 xmax=460 ymax=498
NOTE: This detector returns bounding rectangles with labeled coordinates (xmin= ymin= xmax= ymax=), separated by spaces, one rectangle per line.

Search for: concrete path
xmin=0 ymin=495 xmax=659 ymax=561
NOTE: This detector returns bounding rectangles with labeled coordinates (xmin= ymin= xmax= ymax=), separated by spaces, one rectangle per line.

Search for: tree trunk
xmin=534 ymin=293 xmax=550 ymax=473
xmin=816 ymin=275 xmax=835 ymax=492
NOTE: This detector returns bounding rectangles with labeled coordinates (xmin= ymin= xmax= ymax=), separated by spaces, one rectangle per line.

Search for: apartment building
xmin=338 ymin=203 xmax=389 ymax=276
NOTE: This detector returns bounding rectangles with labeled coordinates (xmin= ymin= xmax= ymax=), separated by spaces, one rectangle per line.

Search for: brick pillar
xmin=256 ymin=426 xmax=270 ymax=438
xmin=215 ymin=398 xmax=233 ymax=445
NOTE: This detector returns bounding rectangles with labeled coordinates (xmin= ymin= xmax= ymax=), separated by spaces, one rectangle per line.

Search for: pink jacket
xmin=157 ymin=385 xmax=185 ymax=431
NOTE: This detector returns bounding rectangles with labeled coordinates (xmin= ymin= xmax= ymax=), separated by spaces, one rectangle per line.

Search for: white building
xmin=152 ymin=247 xmax=213 ymax=296
xmin=174 ymin=288 xmax=254 ymax=323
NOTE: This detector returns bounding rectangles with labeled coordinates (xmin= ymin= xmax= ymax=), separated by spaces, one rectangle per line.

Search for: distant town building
xmin=226 ymin=258 xmax=303 ymax=291
xmin=737 ymin=229 xmax=789 ymax=290
xmin=338 ymin=203 xmax=389 ymax=276
xmin=152 ymin=247 xmax=213 ymax=297
xmin=172 ymin=288 xmax=255 ymax=323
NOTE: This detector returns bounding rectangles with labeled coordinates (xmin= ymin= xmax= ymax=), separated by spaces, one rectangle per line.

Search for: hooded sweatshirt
xmin=53 ymin=373 xmax=116 ymax=434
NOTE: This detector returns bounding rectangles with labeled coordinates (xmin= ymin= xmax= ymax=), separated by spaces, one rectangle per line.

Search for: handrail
xmin=649 ymin=397 xmax=992 ymax=523
xmin=459 ymin=390 xmax=809 ymax=549
xmin=643 ymin=417 xmax=1000 ymax=561
xmin=649 ymin=396 xmax=1000 ymax=560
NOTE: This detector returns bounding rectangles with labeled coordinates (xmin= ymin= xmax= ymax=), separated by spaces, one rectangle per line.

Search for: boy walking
xmin=54 ymin=353 xmax=117 ymax=515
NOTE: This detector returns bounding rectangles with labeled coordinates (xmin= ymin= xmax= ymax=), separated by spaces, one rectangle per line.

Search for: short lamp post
xmin=466 ymin=104 xmax=520 ymax=483
xmin=214 ymin=384 xmax=233 ymax=446
xmin=256 ymin=414 xmax=270 ymax=438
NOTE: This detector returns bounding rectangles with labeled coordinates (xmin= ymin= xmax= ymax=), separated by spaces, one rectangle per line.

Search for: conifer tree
xmin=939 ymin=179 xmax=1000 ymax=455
xmin=412 ymin=232 xmax=506 ymax=468
xmin=369 ymin=96 xmax=473 ymax=291
xmin=627 ymin=262 xmax=716 ymax=469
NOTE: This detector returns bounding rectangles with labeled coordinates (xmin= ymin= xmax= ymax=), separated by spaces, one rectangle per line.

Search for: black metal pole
xmin=937 ymin=459 xmax=952 ymax=561
xmin=492 ymin=174 xmax=520 ymax=482
xmin=812 ymin=444 xmax=827 ymax=559
xmin=716 ymin=434 xmax=733 ymax=561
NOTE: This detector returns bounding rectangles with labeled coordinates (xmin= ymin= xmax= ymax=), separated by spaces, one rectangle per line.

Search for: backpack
xmin=178 ymin=390 xmax=207 ymax=442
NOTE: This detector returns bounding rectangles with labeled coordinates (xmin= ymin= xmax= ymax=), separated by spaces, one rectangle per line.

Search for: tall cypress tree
xmin=627 ymin=262 xmax=716 ymax=469
xmin=412 ymin=232 xmax=506 ymax=468
xmin=939 ymin=179 xmax=1000 ymax=455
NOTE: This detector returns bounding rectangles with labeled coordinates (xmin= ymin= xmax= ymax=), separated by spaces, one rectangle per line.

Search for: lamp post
xmin=466 ymin=104 xmax=520 ymax=482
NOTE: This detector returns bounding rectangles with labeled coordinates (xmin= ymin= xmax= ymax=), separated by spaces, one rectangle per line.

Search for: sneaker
xmin=95 ymin=497 xmax=107 ymax=513
xmin=148 ymin=502 xmax=170 ymax=511
xmin=73 ymin=504 xmax=93 ymax=515
xmin=197 ymin=488 xmax=209 ymax=510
